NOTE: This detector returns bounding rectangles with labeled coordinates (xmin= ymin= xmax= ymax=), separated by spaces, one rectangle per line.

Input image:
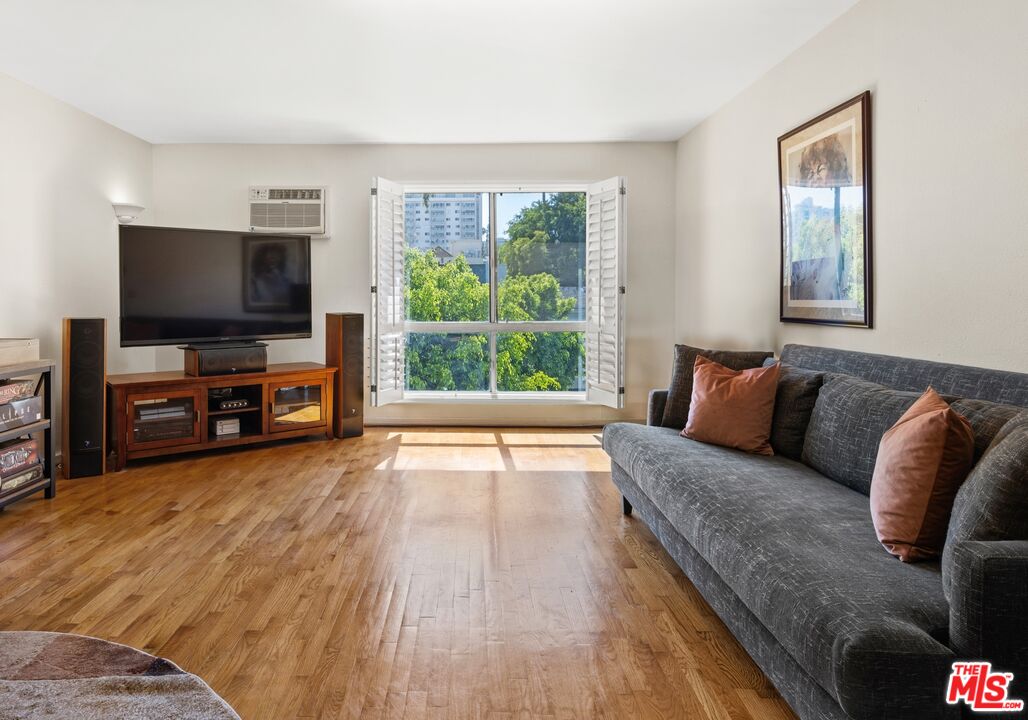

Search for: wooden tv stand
xmin=107 ymin=362 xmax=336 ymax=471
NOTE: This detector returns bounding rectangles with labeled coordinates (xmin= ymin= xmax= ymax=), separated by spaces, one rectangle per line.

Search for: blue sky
xmin=495 ymin=192 xmax=544 ymax=239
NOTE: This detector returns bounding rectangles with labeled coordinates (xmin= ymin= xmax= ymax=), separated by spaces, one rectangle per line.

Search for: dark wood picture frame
xmin=778 ymin=91 xmax=872 ymax=328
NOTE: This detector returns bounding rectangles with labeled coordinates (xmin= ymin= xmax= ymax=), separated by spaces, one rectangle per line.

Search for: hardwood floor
xmin=0 ymin=428 xmax=795 ymax=720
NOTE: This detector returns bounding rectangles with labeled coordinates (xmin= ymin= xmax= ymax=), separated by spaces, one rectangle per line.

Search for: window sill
xmin=395 ymin=391 xmax=590 ymax=405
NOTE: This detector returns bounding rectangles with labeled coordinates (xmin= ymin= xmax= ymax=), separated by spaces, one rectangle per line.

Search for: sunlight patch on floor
xmin=388 ymin=431 xmax=498 ymax=445
xmin=374 ymin=428 xmax=609 ymax=472
xmin=506 ymin=446 xmax=610 ymax=472
xmin=391 ymin=445 xmax=506 ymax=471
xmin=500 ymin=432 xmax=601 ymax=446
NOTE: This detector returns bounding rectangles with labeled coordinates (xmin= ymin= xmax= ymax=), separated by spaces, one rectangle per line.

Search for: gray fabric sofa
xmin=602 ymin=344 xmax=1028 ymax=720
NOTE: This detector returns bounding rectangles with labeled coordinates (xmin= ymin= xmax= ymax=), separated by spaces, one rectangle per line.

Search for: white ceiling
xmin=0 ymin=0 xmax=858 ymax=144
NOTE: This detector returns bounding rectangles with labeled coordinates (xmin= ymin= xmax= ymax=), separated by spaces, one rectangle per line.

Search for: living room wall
xmin=674 ymin=0 xmax=1028 ymax=372
xmin=0 ymin=72 xmax=155 ymax=435
xmin=151 ymin=142 xmax=677 ymax=424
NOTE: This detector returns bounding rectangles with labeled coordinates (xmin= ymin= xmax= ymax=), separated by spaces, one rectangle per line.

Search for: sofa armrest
xmin=647 ymin=390 xmax=668 ymax=426
xmin=949 ymin=540 xmax=1028 ymax=675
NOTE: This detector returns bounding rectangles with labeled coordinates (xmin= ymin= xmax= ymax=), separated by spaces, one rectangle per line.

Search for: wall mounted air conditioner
xmin=249 ymin=186 xmax=328 ymax=237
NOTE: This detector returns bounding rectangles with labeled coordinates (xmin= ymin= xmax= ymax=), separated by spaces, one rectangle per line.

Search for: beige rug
xmin=0 ymin=631 xmax=239 ymax=720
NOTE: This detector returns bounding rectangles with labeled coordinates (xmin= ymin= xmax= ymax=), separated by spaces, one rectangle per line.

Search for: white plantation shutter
xmin=585 ymin=177 xmax=626 ymax=408
xmin=371 ymin=177 xmax=405 ymax=406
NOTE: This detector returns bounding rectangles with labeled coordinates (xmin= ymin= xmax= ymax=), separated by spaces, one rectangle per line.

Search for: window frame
xmin=401 ymin=183 xmax=590 ymax=402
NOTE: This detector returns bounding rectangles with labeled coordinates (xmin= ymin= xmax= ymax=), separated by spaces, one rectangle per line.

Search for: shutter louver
xmin=371 ymin=177 xmax=405 ymax=406
xmin=585 ymin=177 xmax=626 ymax=408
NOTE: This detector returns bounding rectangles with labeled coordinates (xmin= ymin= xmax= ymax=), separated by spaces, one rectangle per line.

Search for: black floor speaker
xmin=62 ymin=318 xmax=106 ymax=478
xmin=326 ymin=313 xmax=365 ymax=438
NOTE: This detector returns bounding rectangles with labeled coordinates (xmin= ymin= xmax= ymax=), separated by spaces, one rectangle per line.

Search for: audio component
xmin=133 ymin=417 xmax=195 ymax=443
xmin=211 ymin=417 xmax=240 ymax=437
xmin=325 ymin=313 xmax=364 ymax=438
xmin=183 ymin=342 xmax=267 ymax=377
xmin=218 ymin=399 xmax=249 ymax=410
xmin=62 ymin=318 xmax=106 ymax=478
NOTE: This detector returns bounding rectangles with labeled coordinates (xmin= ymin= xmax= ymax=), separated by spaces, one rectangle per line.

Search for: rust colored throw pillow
xmin=869 ymin=388 xmax=975 ymax=562
xmin=660 ymin=344 xmax=774 ymax=429
xmin=682 ymin=356 xmax=781 ymax=455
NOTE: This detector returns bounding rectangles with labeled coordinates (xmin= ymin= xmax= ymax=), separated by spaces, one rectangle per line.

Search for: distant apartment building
xmin=405 ymin=193 xmax=487 ymax=281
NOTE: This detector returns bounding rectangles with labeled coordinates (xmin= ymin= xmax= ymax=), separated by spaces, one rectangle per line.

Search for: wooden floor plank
xmin=0 ymin=427 xmax=795 ymax=720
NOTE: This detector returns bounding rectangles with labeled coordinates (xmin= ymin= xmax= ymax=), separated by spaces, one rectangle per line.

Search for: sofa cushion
xmin=603 ymin=422 xmax=953 ymax=713
xmin=763 ymin=358 xmax=825 ymax=460
xmin=942 ymin=412 xmax=1028 ymax=600
xmin=949 ymin=398 xmax=1023 ymax=463
xmin=660 ymin=344 xmax=773 ymax=429
xmin=802 ymin=374 xmax=922 ymax=495
xmin=780 ymin=343 xmax=1028 ymax=407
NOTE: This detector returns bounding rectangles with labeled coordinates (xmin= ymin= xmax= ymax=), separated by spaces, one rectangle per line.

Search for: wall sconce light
xmin=112 ymin=203 xmax=145 ymax=224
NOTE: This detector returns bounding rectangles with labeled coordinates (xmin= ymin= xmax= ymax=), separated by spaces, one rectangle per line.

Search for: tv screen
xmin=119 ymin=226 xmax=312 ymax=347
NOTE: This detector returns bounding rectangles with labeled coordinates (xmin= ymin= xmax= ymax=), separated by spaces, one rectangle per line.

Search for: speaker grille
xmin=192 ymin=345 xmax=267 ymax=376
xmin=65 ymin=318 xmax=105 ymax=476
xmin=327 ymin=313 xmax=365 ymax=437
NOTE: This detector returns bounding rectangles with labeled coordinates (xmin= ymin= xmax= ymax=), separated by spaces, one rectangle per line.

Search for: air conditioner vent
xmin=267 ymin=188 xmax=322 ymax=201
xmin=249 ymin=185 xmax=328 ymax=237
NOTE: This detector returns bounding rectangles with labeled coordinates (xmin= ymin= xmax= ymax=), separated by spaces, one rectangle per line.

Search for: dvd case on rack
xmin=0 ymin=438 xmax=40 ymax=478
xmin=0 ymin=380 xmax=35 ymax=405
xmin=0 ymin=396 xmax=43 ymax=432
xmin=0 ymin=463 xmax=43 ymax=496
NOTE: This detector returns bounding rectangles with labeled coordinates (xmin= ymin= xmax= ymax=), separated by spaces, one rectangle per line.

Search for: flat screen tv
xmin=119 ymin=225 xmax=312 ymax=347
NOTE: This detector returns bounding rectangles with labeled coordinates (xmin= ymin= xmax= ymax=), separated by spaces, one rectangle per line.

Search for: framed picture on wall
xmin=778 ymin=91 xmax=872 ymax=327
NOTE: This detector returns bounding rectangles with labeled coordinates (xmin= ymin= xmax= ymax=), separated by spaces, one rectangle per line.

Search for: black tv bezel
xmin=118 ymin=224 xmax=314 ymax=348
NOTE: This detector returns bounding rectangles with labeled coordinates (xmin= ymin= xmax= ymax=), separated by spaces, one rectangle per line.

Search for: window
xmin=371 ymin=180 xmax=625 ymax=406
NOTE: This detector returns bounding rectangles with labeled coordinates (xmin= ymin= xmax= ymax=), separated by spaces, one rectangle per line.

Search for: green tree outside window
xmin=405 ymin=193 xmax=586 ymax=392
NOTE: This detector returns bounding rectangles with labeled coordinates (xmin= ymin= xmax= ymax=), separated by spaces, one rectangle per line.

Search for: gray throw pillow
xmin=801 ymin=374 xmax=923 ymax=495
xmin=942 ymin=412 xmax=1028 ymax=600
xmin=660 ymin=344 xmax=773 ymax=429
xmin=948 ymin=398 xmax=1023 ymax=463
xmin=762 ymin=358 xmax=825 ymax=460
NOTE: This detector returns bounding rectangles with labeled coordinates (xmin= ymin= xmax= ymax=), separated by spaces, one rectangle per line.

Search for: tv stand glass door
xmin=268 ymin=381 xmax=326 ymax=433
xmin=125 ymin=389 xmax=202 ymax=451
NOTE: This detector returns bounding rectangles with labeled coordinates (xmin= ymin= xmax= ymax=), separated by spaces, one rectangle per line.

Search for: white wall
xmin=0 ymin=72 xmax=154 ymax=436
xmin=152 ymin=143 xmax=677 ymax=424
xmin=675 ymin=0 xmax=1028 ymax=372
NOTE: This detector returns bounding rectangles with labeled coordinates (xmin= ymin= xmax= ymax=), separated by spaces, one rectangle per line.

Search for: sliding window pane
xmin=406 ymin=333 xmax=489 ymax=391
xmin=404 ymin=192 xmax=489 ymax=322
xmin=496 ymin=192 xmax=586 ymax=322
xmin=496 ymin=331 xmax=584 ymax=392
